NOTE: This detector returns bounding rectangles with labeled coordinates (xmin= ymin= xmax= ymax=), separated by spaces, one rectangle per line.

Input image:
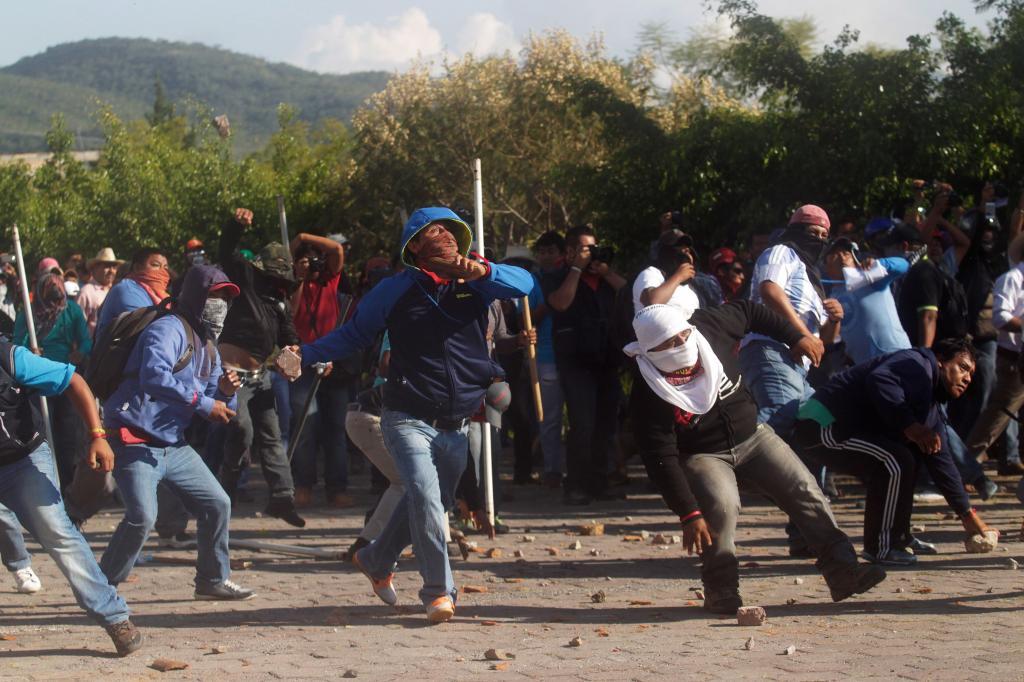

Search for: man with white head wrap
xmin=625 ymin=301 xmax=886 ymax=613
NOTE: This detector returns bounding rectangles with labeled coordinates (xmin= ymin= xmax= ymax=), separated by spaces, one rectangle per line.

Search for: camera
xmin=306 ymin=254 xmax=326 ymax=274
xmin=671 ymin=210 xmax=683 ymax=227
xmin=590 ymin=244 xmax=615 ymax=264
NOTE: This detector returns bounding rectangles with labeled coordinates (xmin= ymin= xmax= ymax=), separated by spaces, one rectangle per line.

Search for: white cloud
xmin=297 ymin=8 xmax=443 ymax=73
xmin=457 ymin=13 xmax=520 ymax=58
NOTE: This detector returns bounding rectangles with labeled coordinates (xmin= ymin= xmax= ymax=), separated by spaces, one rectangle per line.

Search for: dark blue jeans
xmin=288 ymin=372 xmax=350 ymax=494
xmin=558 ymin=362 xmax=620 ymax=497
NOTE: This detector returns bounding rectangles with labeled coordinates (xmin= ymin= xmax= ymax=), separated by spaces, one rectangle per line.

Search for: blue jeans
xmin=101 ymin=442 xmax=231 ymax=588
xmin=0 ymin=443 xmax=129 ymax=626
xmin=359 ymin=409 xmax=468 ymax=605
xmin=289 ymin=372 xmax=350 ymax=493
xmin=0 ymin=503 xmax=30 ymax=571
xmin=941 ymin=407 xmax=986 ymax=485
xmin=537 ymin=362 xmax=565 ymax=475
xmin=738 ymin=339 xmax=814 ymax=441
xmin=272 ymin=371 xmax=292 ymax=448
xmin=950 ymin=338 xmax=996 ymax=438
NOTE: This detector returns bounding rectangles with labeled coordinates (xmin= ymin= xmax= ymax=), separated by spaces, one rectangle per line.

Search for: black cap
xmin=880 ymin=223 xmax=925 ymax=248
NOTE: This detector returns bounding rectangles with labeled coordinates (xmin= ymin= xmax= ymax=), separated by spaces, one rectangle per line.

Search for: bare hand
xmin=207 ymin=400 xmax=237 ymax=424
xmin=516 ymin=328 xmax=537 ymax=348
xmin=904 ymin=422 xmax=941 ymax=455
xmin=31 ymin=347 xmax=42 ymax=356
xmin=790 ymin=335 xmax=824 ymax=367
xmin=320 ymin=361 xmax=334 ymax=378
xmin=683 ymin=517 xmax=712 ymax=556
xmin=961 ymin=509 xmax=992 ymax=537
xmin=674 ymin=262 xmax=696 ymax=284
xmin=589 ymin=260 xmax=610 ymax=277
xmin=88 ymin=438 xmax=115 ymax=473
xmin=218 ymin=369 xmax=242 ymax=397
xmin=823 ymin=298 xmax=844 ymax=323
xmin=234 ymin=208 xmax=254 ymax=228
xmin=571 ymin=246 xmax=593 ymax=270
xmin=859 ymin=256 xmax=875 ymax=270
xmin=449 ymin=255 xmax=488 ymax=283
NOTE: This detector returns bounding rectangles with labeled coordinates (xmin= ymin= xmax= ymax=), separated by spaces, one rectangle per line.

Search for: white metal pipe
xmin=472 ymin=159 xmax=495 ymax=527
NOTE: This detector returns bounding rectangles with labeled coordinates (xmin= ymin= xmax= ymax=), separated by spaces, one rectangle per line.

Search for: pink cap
xmin=788 ymin=204 xmax=830 ymax=230
xmin=37 ymin=257 xmax=61 ymax=275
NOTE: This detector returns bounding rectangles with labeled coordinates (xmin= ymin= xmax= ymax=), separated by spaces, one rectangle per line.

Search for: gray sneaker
xmin=907 ymin=537 xmax=938 ymax=555
xmin=194 ymin=579 xmax=256 ymax=601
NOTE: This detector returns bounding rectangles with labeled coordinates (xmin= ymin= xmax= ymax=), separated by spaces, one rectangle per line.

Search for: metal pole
xmin=286 ymin=363 xmax=327 ymax=463
xmin=276 ymin=195 xmax=291 ymax=261
xmin=473 ymin=159 xmax=495 ymax=527
xmin=11 ymin=225 xmax=59 ymax=482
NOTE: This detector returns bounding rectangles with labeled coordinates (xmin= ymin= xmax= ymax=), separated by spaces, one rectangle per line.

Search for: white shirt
xmin=992 ymin=262 xmax=1024 ymax=352
xmin=742 ymin=244 xmax=827 ymax=353
xmin=632 ymin=266 xmax=700 ymax=317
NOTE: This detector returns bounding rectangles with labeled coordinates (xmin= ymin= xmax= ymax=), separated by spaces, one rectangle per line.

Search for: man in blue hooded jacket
xmin=99 ymin=265 xmax=255 ymax=601
xmin=292 ymin=207 xmax=533 ymax=623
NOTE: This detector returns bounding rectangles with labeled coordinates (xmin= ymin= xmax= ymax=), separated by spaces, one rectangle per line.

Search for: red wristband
xmin=680 ymin=510 xmax=703 ymax=524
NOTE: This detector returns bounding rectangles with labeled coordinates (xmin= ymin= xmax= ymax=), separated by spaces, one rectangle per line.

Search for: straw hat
xmin=87 ymin=247 xmax=124 ymax=268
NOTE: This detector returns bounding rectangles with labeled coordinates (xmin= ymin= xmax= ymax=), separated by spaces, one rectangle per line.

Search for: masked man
xmin=625 ymin=302 xmax=886 ymax=613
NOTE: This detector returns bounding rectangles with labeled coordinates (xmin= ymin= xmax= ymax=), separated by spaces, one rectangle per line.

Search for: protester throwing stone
xmin=624 ymin=303 xmax=886 ymax=614
xmin=288 ymin=207 xmax=533 ymax=623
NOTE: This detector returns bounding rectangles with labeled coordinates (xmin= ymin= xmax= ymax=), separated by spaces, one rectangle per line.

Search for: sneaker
xmin=353 ymin=548 xmax=397 ymax=606
xmin=12 ymin=567 xmax=41 ymax=594
xmin=426 ymin=595 xmax=455 ymax=623
xmin=105 ymin=619 xmax=144 ymax=657
xmin=907 ymin=537 xmax=938 ymax=556
xmin=703 ymin=586 xmax=743 ymax=614
xmin=975 ymin=476 xmax=999 ymax=501
xmin=194 ymin=579 xmax=256 ymax=601
xmin=912 ymin=487 xmax=944 ymax=503
xmin=861 ymin=549 xmax=917 ymax=566
xmin=493 ymin=516 xmax=511 ymax=535
xmin=265 ymin=498 xmax=306 ymax=528
xmin=159 ymin=532 xmax=196 ymax=549
xmin=826 ymin=563 xmax=887 ymax=602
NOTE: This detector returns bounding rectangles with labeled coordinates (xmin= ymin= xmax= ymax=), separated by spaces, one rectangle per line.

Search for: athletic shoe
xmin=343 ymin=537 xmax=370 ymax=563
xmin=912 ymin=487 xmax=944 ymax=503
xmin=265 ymin=498 xmax=306 ymax=528
xmin=194 ymin=579 xmax=256 ymax=601
xmin=493 ymin=516 xmax=511 ymax=535
xmin=353 ymin=548 xmax=397 ymax=606
xmin=861 ymin=549 xmax=917 ymax=566
xmin=105 ymin=619 xmax=144 ymax=657
xmin=159 ymin=532 xmax=196 ymax=549
xmin=12 ymin=567 xmax=41 ymax=594
xmin=975 ymin=476 xmax=999 ymax=501
xmin=826 ymin=563 xmax=887 ymax=602
xmin=907 ymin=537 xmax=938 ymax=555
xmin=702 ymin=587 xmax=743 ymax=614
xmin=426 ymin=595 xmax=455 ymax=623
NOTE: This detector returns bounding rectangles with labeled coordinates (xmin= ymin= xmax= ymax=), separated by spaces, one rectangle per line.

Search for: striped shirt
xmin=742 ymin=244 xmax=826 ymax=348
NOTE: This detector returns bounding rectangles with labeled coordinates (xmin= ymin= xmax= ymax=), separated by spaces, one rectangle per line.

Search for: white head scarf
xmin=623 ymin=304 xmax=725 ymax=415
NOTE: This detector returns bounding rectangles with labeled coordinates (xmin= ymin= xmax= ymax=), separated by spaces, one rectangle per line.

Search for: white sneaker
xmin=12 ymin=567 xmax=41 ymax=594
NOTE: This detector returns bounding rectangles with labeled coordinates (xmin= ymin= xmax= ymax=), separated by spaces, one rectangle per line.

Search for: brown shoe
xmin=105 ymin=619 xmax=143 ymax=657
xmin=293 ymin=487 xmax=313 ymax=508
xmin=329 ymin=493 xmax=355 ymax=509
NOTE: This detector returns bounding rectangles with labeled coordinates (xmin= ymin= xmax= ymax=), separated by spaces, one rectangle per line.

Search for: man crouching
xmin=625 ymin=303 xmax=886 ymax=613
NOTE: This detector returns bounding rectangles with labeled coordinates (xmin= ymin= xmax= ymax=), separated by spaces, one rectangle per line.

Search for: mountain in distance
xmin=0 ymin=37 xmax=391 ymax=154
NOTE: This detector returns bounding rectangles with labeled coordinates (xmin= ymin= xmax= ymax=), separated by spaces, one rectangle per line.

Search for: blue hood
xmin=177 ymin=264 xmax=235 ymax=334
xmin=400 ymin=207 xmax=474 ymax=269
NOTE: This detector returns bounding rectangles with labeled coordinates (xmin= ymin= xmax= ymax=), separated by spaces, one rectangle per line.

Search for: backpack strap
xmin=171 ymin=313 xmax=195 ymax=373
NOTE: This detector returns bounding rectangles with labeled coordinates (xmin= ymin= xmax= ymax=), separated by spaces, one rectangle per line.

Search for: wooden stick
xmin=520 ymin=296 xmax=544 ymax=423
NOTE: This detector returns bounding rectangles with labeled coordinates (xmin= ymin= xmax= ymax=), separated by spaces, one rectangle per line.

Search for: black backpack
xmin=86 ymin=299 xmax=195 ymax=400
xmin=937 ymin=267 xmax=970 ymax=341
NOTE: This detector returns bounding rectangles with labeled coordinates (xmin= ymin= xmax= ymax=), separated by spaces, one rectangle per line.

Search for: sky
xmin=0 ymin=1 xmax=994 ymax=73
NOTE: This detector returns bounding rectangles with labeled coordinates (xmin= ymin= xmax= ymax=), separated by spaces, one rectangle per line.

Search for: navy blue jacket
xmin=301 ymin=208 xmax=534 ymax=422
xmin=811 ymin=347 xmax=970 ymax=515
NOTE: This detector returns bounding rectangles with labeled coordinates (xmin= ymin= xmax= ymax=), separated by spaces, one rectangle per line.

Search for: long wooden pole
xmin=473 ymin=159 xmax=495 ymax=528
xmin=11 ymin=225 xmax=59 ymax=481
xmin=520 ymin=296 xmax=544 ymax=423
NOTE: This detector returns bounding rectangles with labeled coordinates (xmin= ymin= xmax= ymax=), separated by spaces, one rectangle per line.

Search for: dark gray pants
xmin=683 ymin=424 xmax=852 ymax=591
xmin=219 ymin=372 xmax=294 ymax=500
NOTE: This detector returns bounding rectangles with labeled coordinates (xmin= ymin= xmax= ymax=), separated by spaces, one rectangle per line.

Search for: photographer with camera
xmin=0 ymin=254 xmax=18 ymax=335
xmin=543 ymin=225 xmax=627 ymax=505
xmin=288 ymin=231 xmax=351 ymax=508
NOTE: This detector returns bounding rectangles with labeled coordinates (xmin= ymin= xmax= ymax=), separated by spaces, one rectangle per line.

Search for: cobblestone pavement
xmin=1 ymin=466 xmax=1023 ymax=681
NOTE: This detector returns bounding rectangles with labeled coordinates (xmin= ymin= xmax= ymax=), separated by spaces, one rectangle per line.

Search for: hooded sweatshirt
xmin=104 ymin=265 xmax=238 ymax=445
xmin=302 ymin=207 xmax=534 ymax=422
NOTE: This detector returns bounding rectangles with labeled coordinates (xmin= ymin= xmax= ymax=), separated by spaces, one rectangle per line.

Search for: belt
xmin=229 ymin=367 xmax=266 ymax=386
xmin=425 ymin=416 xmax=470 ymax=431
